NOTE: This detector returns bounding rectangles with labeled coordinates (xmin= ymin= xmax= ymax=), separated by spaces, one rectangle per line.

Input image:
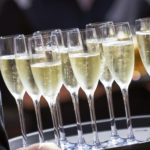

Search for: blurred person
xmin=13 ymin=0 xmax=150 ymax=30
xmin=0 ymin=0 xmax=150 ymax=34
xmin=17 ymin=143 xmax=60 ymax=150
xmin=0 ymin=0 xmax=33 ymax=35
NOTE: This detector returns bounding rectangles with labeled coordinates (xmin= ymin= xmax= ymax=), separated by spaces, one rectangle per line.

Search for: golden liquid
xmin=31 ymin=61 xmax=62 ymax=103
xmin=15 ymin=55 xmax=39 ymax=99
xmin=103 ymin=41 xmax=134 ymax=89
xmin=60 ymin=51 xmax=78 ymax=91
xmin=69 ymin=52 xmax=101 ymax=91
xmin=99 ymin=43 xmax=113 ymax=87
xmin=0 ymin=55 xmax=24 ymax=99
xmin=86 ymin=40 xmax=113 ymax=87
xmin=136 ymin=31 xmax=150 ymax=75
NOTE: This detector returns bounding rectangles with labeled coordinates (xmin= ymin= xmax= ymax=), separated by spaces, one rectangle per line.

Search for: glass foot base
xmin=74 ymin=143 xmax=91 ymax=150
xmin=60 ymin=140 xmax=76 ymax=150
xmin=92 ymin=143 xmax=104 ymax=150
xmin=126 ymin=138 xmax=140 ymax=145
xmin=22 ymin=138 xmax=28 ymax=147
xmin=103 ymin=135 xmax=126 ymax=148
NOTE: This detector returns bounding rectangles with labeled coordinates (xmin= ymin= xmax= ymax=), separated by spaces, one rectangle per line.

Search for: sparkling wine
xmin=103 ymin=40 xmax=134 ymax=88
xmin=0 ymin=55 xmax=24 ymax=99
xmin=86 ymin=40 xmax=113 ymax=86
xmin=69 ymin=52 xmax=101 ymax=91
xmin=31 ymin=61 xmax=62 ymax=103
xmin=136 ymin=31 xmax=150 ymax=75
xmin=60 ymin=49 xmax=78 ymax=91
xmin=15 ymin=55 xmax=39 ymax=99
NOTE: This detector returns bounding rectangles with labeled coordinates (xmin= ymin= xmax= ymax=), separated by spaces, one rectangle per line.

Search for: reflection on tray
xmin=9 ymin=115 xmax=150 ymax=150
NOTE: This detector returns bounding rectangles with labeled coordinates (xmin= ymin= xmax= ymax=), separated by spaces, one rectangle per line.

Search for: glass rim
xmin=32 ymin=31 xmax=56 ymax=39
xmin=33 ymin=29 xmax=53 ymax=35
xmin=113 ymin=22 xmax=132 ymax=34
xmin=32 ymin=30 xmax=52 ymax=39
xmin=0 ymin=34 xmax=20 ymax=39
xmin=135 ymin=17 xmax=150 ymax=22
xmin=135 ymin=17 xmax=150 ymax=31
xmin=29 ymin=34 xmax=58 ymax=47
xmin=14 ymin=34 xmax=26 ymax=40
xmin=86 ymin=21 xmax=113 ymax=27
xmin=32 ymin=34 xmax=44 ymax=39
xmin=62 ymin=27 xmax=79 ymax=32
xmin=67 ymin=28 xmax=80 ymax=34
xmin=51 ymin=29 xmax=62 ymax=37
xmin=51 ymin=29 xmax=61 ymax=33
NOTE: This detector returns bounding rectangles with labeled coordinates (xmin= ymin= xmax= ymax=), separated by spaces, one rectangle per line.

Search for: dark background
xmin=1 ymin=0 xmax=150 ymax=139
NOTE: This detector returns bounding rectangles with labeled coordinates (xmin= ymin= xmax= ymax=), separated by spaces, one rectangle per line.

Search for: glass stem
xmin=87 ymin=93 xmax=100 ymax=146
xmin=105 ymin=86 xmax=118 ymax=137
xmin=33 ymin=100 xmax=44 ymax=143
xmin=48 ymin=102 xmax=60 ymax=147
xmin=56 ymin=95 xmax=67 ymax=142
xmin=71 ymin=91 xmax=85 ymax=145
xmin=16 ymin=99 xmax=28 ymax=147
xmin=121 ymin=88 xmax=135 ymax=139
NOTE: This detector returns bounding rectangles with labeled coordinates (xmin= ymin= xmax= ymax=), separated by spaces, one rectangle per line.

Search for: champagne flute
xmin=41 ymin=30 xmax=76 ymax=149
xmin=14 ymin=34 xmax=44 ymax=143
xmin=0 ymin=36 xmax=27 ymax=147
xmin=102 ymin=22 xmax=138 ymax=144
xmin=28 ymin=34 xmax=62 ymax=146
xmin=35 ymin=30 xmax=71 ymax=145
xmin=52 ymin=29 xmax=90 ymax=149
xmin=33 ymin=30 xmax=71 ymax=148
xmin=86 ymin=22 xmax=126 ymax=147
xmin=68 ymin=28 xmax=103 ymax=149
xmin=33 ymin=30 xmax=69 ymax=147
xmin=135 ymin=17 xmax=150 ymax=141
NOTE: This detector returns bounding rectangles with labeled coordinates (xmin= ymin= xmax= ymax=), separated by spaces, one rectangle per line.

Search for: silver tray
xmin=9 ymin=115 xmax=150 ymax=150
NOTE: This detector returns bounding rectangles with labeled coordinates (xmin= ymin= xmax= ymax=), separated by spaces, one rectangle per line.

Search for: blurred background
xmin=1 ymin=0 xmax=150 ymax=139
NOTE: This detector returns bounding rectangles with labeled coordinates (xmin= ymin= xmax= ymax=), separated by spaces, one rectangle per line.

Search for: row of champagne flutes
xmin=0 ymin=18 xmax=149 ymax=150
xmin=0 ymin=22 xmax=135 ymax=150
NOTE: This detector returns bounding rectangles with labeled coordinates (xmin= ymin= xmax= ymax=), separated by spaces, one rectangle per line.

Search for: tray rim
xmin=9 ymin=114 xmax=150 ymax=143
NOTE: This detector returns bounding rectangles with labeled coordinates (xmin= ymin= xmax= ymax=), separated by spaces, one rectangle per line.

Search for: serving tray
xmin=9 ymin=115 xmax=150 ymax=150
